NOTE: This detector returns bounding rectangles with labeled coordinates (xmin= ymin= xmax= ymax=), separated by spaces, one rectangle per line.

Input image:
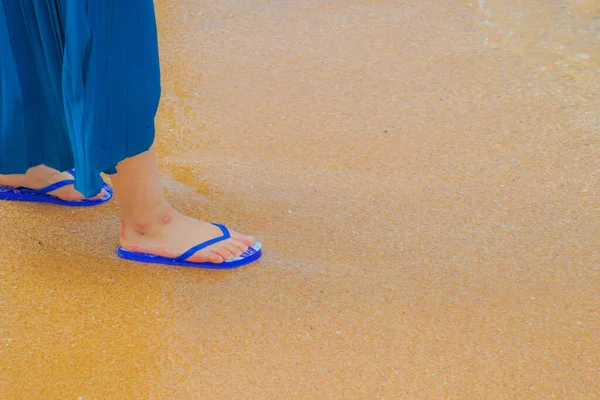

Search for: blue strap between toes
xmin=35 ymin=178 xmax=76 ymax=194
xmin=175 ymin=223 xmax=232 ymax=261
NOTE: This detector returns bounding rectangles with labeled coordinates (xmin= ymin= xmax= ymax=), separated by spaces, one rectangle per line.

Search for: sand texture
xmin=1 ymin=0 xmax=599 ymax=398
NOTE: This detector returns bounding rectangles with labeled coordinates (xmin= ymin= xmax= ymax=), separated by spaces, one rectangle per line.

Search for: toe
xmin=186 ymin=248 xmax=218 ymax=263
xmin=207 ymin=252 xmax=224 ymax=264
xmin=230 ymin=238 xmax=249 ymax=254
xmin=213 ymin=244 xmax=236 ymax=261
xmin=224 ymin=240 xmax=244 ymax=258
xmin=186 ymin=239 xmax=246 ymax=264
xmin=231 ymin=231 xmax=256 ymax=246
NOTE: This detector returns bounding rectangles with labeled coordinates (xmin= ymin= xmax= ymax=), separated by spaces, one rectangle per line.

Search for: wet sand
xmin=1 ymin=0 xmax=599 ymax=398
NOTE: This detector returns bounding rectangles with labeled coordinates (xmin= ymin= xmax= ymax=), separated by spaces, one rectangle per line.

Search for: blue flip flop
xmin=0 ymin=169 xmax=113 ymax=207
xmin=117 ymin=223 xmax=262 ymax=269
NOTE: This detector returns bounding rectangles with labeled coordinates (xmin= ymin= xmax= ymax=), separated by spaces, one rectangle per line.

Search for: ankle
xmin=119 ymin=200 xmax=179 ymax=242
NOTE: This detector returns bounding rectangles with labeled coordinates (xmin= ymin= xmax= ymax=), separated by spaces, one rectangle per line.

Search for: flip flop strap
xmin=17 ymin=170 xmax=77 ymax=194
xmin=34 ymin=178 xmax=76 ymax=194
xmin=175 ymin=223 xmax=232 ymax=261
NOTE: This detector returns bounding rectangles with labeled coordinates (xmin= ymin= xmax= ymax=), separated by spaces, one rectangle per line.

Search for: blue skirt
xmin=0 ymin=0 xmax=161 ymax=197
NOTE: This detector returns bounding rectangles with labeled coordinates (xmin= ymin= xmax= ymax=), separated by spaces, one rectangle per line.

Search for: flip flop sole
xmin=0 ymin=183 xmax=113 ymax=207
xmin=117 ymin=240 xmax=262 ymax=269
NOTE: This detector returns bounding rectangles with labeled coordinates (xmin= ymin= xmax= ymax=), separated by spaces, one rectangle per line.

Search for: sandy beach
xmin=1 ymin=0 xmax=599 ymax=398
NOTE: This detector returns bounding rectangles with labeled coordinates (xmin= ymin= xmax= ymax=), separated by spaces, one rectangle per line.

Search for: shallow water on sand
xmin=1 ymin=0 xmax=598 ymax=398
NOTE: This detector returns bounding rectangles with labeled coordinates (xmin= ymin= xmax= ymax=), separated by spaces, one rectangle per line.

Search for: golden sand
xmin=1 ymin=0 xmax=598 ymax=398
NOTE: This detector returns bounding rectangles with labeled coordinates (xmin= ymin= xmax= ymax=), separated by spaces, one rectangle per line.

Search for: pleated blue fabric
xmin=0 ymin=0 xmax=161 ymax=197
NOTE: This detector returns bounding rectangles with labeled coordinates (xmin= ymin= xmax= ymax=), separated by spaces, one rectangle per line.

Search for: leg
xmin=112 ymin=145 xmax=255 ymax=264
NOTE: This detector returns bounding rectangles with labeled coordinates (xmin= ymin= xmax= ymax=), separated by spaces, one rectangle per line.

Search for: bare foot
xmin=0 ymin=165 xmax=105 ymax=201
xmin=119 ymin=202 xmax=256 ymax=264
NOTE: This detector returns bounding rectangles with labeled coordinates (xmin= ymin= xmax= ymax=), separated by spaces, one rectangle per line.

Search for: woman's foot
xmin=111 ymin=145 xmax=257 ymax=264
xmin=119 ymin=202 xmax=255 ymax=263
xmin=0 ymin=165 xmax=105 ymax=201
